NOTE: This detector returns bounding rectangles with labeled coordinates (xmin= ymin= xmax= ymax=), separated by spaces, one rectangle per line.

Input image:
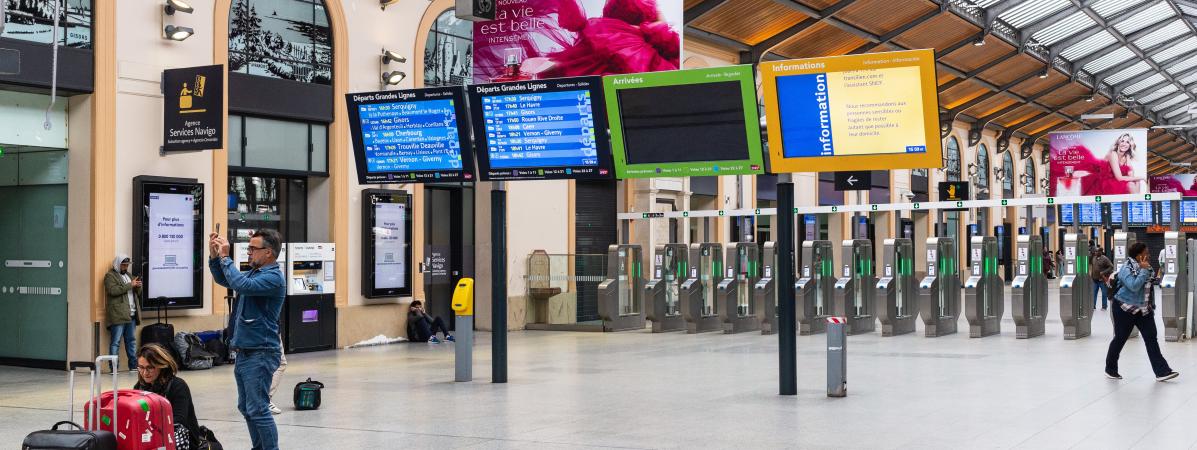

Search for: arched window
xmin=1024 ymin=158 xmax=1035 ymax=194
xmin=1002 ymin=151 xmax=1014 ymax=197
xmin=975 ymin=144 xmax=990 ymax=191
xmin=229 ymin=0 xmax=332 ymax=85
xmin=424 ymin=9 xmax=473 ymax=87
xmin=945 ymin=137 xmax=961 ymax=182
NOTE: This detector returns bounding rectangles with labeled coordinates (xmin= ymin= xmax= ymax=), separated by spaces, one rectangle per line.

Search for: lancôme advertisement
xmin=1049 ymin=129 xmax=1148 ymax=197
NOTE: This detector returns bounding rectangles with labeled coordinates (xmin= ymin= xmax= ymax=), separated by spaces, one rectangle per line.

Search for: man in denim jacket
xmin=1105 ymin=242 xmax=1179 ymax=382
xmin=209 ymin=229 xmax=286 ymax=450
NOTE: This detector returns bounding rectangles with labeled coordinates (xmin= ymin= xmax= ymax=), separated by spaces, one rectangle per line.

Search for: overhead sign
xmin=939 ymin=181 xmax=969 ymax=202
xmin=834 ymin=171 xmax=871 ymax=191
xmin=162 ymin=64 xmax=223 ymax=152
xmin=759 ymin=49 xmax=942 ymax=173
xmin=1049 ymin=128 xmax=1148 ymax=196
xmin=345 ymin=87 xmax=474 ymax=184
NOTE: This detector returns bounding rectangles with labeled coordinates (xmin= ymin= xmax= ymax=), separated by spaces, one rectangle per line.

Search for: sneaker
xmin=429 ymin=336 xmax=441 ymax=344
xmin=269 ymin=403 xmax=282 ymax=415
xmin=445 ymin=335 xmax=455 ymax=342
xmin=1157 ymin=371 xmax=1180 ymax=382
xmin=1105 ymin=371 xmax=1123 ymax=380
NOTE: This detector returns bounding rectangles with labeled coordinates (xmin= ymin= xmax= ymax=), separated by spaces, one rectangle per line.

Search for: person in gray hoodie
xmin=103 ymin=253 xmax=141 ymax=372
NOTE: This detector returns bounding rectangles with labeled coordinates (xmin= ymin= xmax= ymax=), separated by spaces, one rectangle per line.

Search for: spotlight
xmin=164 ymin=0 xmax=194 ymax=14
xmin=381 ymin=49 xmax=407 ymax=65
xmin=1085 ymin=95 xmax=1094 ymax=102
xmin=164 ymin=25 xmax=193 ymax=41
xmin=1039 ymin=69 xmax=1049 ymax=79
xmin=973 ymin=36 xmax=986 ymax=47
xmin=382 ymin=71 xmax=406 ymax=86
xmin=380 ymin=0 xmax=401 ymax=9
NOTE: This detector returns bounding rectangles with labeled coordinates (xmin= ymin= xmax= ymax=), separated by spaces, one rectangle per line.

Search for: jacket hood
xmin=112 ymin=253 xmax=130 ymax=273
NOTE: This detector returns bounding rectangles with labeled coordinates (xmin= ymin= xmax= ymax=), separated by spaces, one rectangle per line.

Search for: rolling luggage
xmin=83 ymin=356 xmax=178 ymax=450
xmin=21 ymin=360 xmax=117 ymax=450
xmin=140 ymin=308 xmax=179 ymax=362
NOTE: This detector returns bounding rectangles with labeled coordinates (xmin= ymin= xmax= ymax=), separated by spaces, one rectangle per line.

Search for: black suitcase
xmin=22 ymin=361 xmax=117 ymax=450
xmin=140 ymin=307 xmax=178 ymax=361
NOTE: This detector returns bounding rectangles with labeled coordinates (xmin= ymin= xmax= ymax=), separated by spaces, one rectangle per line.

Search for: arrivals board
xmin=346 ymin=87 xmax=474 ymax=184
xmin=759 ymin=49 xmax=942 ymax=173
xmin=468 ymin=76 xmax=613 ymax=181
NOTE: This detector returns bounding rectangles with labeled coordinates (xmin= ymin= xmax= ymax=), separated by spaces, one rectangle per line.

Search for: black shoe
xmin=1105 ymin=371 xmax=1122 ymax=380
xmin=1156 ymin=371 xmax=1180 ymax=382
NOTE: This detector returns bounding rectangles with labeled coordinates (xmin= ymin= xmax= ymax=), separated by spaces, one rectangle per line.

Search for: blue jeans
xmin=235 ymin=349 xmax=281 ymax=450
xmin=1093 ymin=281 xmax=1109 ymax=309
xmin=107 ymin=322 xmax=136 ymax=371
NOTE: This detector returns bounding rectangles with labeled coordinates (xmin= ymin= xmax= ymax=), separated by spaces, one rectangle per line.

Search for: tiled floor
xmin=6 ymin=289 xmax=1197 ymax=449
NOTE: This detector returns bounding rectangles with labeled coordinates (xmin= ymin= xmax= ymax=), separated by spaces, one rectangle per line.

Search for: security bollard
xmin=451 ymin=278 xmax=475 ymax=382
xmin=827 ymin=316 xmax=847 ymax=397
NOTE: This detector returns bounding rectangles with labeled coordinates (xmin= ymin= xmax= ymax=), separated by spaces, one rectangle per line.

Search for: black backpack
xmin=294 ymin=378 xmax=324 ymax=410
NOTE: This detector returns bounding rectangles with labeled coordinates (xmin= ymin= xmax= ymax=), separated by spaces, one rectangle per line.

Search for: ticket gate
xmin=877 ymin=238 xmax=917 ymax=336
xmin=717 ymin=243 xmax=762 ymax=333
xmin=833 ymin=239 xmax=876 ymax=335
xmin=598 ymin=244 xmax=646 ymax=332
xmin=919 ymin=237 xmax=960 ymax=337
xmin=756 ymin=243 xmax=778 ymax=335
xmin=1011 ymin=235 xmax=1047 ymax=339
xmin=964 ymin=236 xmax=1004 ymax=338
xmin=1059 ymin=234 xmax=1092 ymax=340
xmin=645 ymin=243 xmax=689 ymax=333
xmin=681 ymin=243 xmax=723 ymax=334
xmin=796 ymin=240 xmax=834 ymax=335
xmin=1161 ymin=232 xmax=1188 ymax=342
xmin=1188 ymin=238 xmax=1197 ymax=339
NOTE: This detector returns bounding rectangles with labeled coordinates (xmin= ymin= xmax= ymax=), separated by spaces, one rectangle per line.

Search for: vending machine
xmin=284 ymin=243 xmax=337 ymax=353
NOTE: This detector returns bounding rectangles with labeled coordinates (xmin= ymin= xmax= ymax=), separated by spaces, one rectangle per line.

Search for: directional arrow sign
xmin=834 ymin=171 xmax=872 ymax=191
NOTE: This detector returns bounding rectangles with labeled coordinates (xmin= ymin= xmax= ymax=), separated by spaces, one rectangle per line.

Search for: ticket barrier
xmin=598 ymin=244 xmax=646 ymax=332
xmin=717 ymin=243 xmax=762 ymax=333
xmin=1161 ymin=232 xmax=1188 ymax=342
xmin=833 ymin=239 xmax=876 ymax=335
xmin=1189 ymin=238 xmax=1197 ymax=339
xmin=681 ymin=243 xmax=723 ymax=334
xmin=1059 ymin=234 xmax=1092 ymax=340
xmin=964 ymin=236 xmax=1004 ymax=338
xmin=645 ymin=243 xmax=688 ymax=333
xmin=919 ymin=237 xmax=960 ymax=337
xmin=796 ymin=241 xmax=834 ymax=335
xmin=756 ymin=243 xmax=778 ymax=335
xmin=1011 ymin=235 xmax=1047 ymax=339
xmin=876 ymin=239 xmax=917 ymax=336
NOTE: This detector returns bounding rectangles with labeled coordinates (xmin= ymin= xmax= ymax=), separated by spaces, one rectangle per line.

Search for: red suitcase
xmin=84 ymin=356 xmax=178 ymax=450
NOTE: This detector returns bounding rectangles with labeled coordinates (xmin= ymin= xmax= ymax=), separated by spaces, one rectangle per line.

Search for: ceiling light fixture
xmin=973 ymin=36 xmax=986 ymax=47
xmin=1039 ymin=69 xmax=1049 ymax=79
xmin=163 ymin=25 xmax=193 ymax=41
xmin=1085 ymin=95 xmax=1094 ymax=102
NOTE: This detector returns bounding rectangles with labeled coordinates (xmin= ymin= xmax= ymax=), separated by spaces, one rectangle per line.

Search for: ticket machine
xmin=718 ymin=243 xmax=761 ymax=333
xmin=833 ymin=239 xmax=876 ymax=335
xmin=964 ymin=236 xmax=1004 ymax=338
xmin=1059 ymin=234 xmax=1092 ymax=340
xmin=919 ymin=237 xmax=960 ymax=337
xmin=877 ymin=238 xmax=917 ymax=336
xmin=1161 ymin=232 xmax=1188 ymax=342
xmin=796 ymin=240 xmax=834 ymax=335
xmin=1011 ymin=235 xmax=1047 ymax=339
xmin=645 ymin=243 xmax=688 ymax=333
xmin=681 ymin=243 xmax=723 ymax=333
xmin=755 ymin=243 xmax=778 ymax=335
xmin=284 ymin=243 xmax=337 ymax=353
xmin=598 ymin=244 xmax=646 ymax=332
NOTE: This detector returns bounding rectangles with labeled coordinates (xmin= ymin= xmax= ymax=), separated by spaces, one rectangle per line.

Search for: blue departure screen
xmin=1059 ymin=204 xmax=1073 ymax=224
xmin=1183 ymin=201 xmax=1197 ymax=223
xmin=357 ymin=99 xmax=463 ymax=173
xmin=1160 ymin=201 xmax=1171 ymax=223
xmin=479 ymin=90 xmax=598 ymax=169
xmin=1079 ymin=204 xmax=1101 ymax=225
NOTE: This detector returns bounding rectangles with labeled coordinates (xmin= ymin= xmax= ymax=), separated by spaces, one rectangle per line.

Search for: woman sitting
xmin=135 ymin=344 xmax=201 ymax=449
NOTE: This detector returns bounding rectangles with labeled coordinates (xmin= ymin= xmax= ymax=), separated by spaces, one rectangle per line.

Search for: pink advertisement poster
xmin=1150 ymin=174 xmax=1197 ymax=195
xmin=472 ymin=0 xmax=683 ymax=84
xmin=1049 ymin=129 xmax=1148 ymax=197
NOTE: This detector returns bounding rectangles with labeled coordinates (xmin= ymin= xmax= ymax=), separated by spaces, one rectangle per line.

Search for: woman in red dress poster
xmin=1077 ymin=133 xmax=1143 ymax=195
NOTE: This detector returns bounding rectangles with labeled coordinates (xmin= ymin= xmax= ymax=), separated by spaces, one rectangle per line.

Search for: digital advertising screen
xmin=1049 ymin=128 xmax=1148 ymax=196
xmin=604 ymin=65 xmax=764 ymax=178
xmin=134 ymin=178 xmax=205 ymax=310
xmin=759 ymin=49 xmax=942 ymax=173
xmin=346 ymin=87 xmax=474 ymax=184
xmin=468 ymin=76 xmax=613 ymax=181
xmin=1150 ymin=174 xmax=1197 ymax=195
xmin=361 ymin=190 xmax=413 ymax=298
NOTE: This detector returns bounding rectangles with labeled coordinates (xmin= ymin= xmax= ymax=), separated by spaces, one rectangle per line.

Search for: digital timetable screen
xmin=468 ymin=76 xmax=613 ymax=181
xmin=1110 ymin=202 xmax=1154 ymax=226
xmin=346 ymin=87 xmax=474 ymax=184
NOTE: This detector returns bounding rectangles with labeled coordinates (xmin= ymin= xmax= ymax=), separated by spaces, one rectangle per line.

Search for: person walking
xmin=104 ymin=254 xmax=141 ymax=372
xmin=1090 ymin=246 xmax=1114 ymax=311
xmin=1105 ymin=242 xmax=1179 ymax=382
xmin=208 ymin=229 xmax=286 ymax=450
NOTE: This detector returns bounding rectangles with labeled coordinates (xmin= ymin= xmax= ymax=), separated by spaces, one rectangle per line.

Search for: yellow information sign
xmin=760 ymin=49 xmax=943 ymax=173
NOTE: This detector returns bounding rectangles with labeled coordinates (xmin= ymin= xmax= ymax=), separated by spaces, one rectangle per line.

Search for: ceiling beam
xmin=937 ymin=49 xmax=1023 ymax=92
xmin=683 ymin=27 xmax=751 ymax=53
xmin=752 ymin=0 xmax=858 ymax=61
xmin=684 ymin=0 xmax=729 ymax=24
xmin=769 ymin=0 xmax=878 ymax=43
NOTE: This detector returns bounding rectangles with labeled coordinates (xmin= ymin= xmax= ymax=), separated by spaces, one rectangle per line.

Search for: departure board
xmin=346 ymin=87 xmax=474 ymax=184
xmin=1059 ymin=204 xmax=1101 ymax=225
xmin=1183 ymin=201 xmax=1197 ymax=223
xmin=468 ymin=76 xmax=613 ymax=181
xmin=1110 ymin=202 xmax=1154 ymax=226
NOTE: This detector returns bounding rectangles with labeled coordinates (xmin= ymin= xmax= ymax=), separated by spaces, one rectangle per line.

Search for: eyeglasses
xmin=246 ymin=245 xmax=268 ymax=253
xmin=136 ymin=365 xmax=158 ymax=372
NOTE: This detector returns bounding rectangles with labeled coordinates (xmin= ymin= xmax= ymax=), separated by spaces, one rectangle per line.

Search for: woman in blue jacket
xmin=1105 ymin=242 xmax=1179 ymax=381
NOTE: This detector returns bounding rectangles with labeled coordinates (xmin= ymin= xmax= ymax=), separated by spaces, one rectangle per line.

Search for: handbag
xmin=293 ymin=378 xmax=325 ymax=410
xmin=195 ymin=425 xmax=222 ymax=450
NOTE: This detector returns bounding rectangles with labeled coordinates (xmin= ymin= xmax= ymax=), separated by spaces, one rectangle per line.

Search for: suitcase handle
xmin=68 ymin=361 xmax=94 ymax=371
xmin=51 ymin=420 xmax=82 ymax=431
xmin=93 ymin=355 xmax=119 ymax=440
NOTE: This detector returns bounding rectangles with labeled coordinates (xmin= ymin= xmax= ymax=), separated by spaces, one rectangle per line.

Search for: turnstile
xmin=1189 ymin=238 xmax=1197 ymax=339
xmin=833 ymin=239 xmax=876 ymax=335
xmin=964 ymin=236 xmax=1004 ymax=337
xmin=718 ymin=243 xmax=762 ymax=333
xmin=645 ymin=243 xmax=688 ymax=333
xmin=797 ymin=240 xmax=834 ymax=335
xmin=1059 ymin=234 xmax=1092 ymax=340
xmin=756 ymin=243 xmax=778 ymax=335
xmin=681 ymin=243 xmax=723 ymax=334
xmin=1161 ymin=231 xmax=1188 ymax=342
xmin=877 ymin=238 xmax=917 ymax=336
xmin=1011 ymin=235 xmax=1047 ymax=339
xmin=919 ymin=237 xmax=960 ymax=337
xmin=598 ymin=244 xmax=646 ymax=332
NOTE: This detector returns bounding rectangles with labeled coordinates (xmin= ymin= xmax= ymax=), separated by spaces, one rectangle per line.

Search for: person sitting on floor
xmin=135 ymin=343 xmax=202 ymax=449
xmin=407 ymin=300 xmax=454 ymax=344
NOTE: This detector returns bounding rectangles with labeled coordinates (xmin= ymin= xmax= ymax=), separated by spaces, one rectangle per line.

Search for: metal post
xmin=827 ymin=317 xmax=846 ymax=397
xmin=1121 ymin=202 xmax=1129 ymax=232
xmin=1172 ymin=200 xmax=1181 ymax=229
xmin=455 ymin=315 xmax=473 ymax=382
xmin=492 ymin=181 xmax=507 ymax=383
xmin=777 ymin=174 xmax=797 ymax=396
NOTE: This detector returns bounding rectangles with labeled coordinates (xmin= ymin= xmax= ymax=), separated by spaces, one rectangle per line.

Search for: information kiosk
xmin=1059 ymin=234 xmax=1092 ymax=340
xmin=1011 ymin=235 xmax=1047 ymax=339
xmin=919 ymin=237 xmax=959 ymax=337
xmin=717 ymin=243 xmax=761 ymax=333
xmin=877 ymin=238 xmax=917 ymax=336
xmin=645 ymin=243 xmax=688 ymax=333
xmin=964 ymin=236 xmax=1004 ymax=338
xmin=833 ymin=239 xmax=876 ymax=335
xmin=796 ymin=240 xmax=834 ymax=335
xmin=1161 ymin=232 xmax=1188 ymax=342
xmin=598 ymin=244 xmax=646 ymax=332
xmin=755 ymin=243 xmax=778 ymax=335
xmin=284 ymin=243 xmax=337 ymax=353
xmin=681 ymin=243 xmax=724 ymax=333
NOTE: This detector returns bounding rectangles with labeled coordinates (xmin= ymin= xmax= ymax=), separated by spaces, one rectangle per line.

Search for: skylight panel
xmin=1126 ymin=73 xmax=1168 ymax=93
xmin=1105 ymin=61 xmax=1153 ymax=85
xmin=1152 ymin=93 xmax=1188 ymax=111
xmin=1114 ymin=2 xmax=1175 ymax=35
xmin=1135 ymin=83 xmax=1177 ymax=103
xmin=1061 ymin=31 xmax=1119 ymax=60
xmin=999 ymin=0 xmax=1071 ymax=28
xmin=1082 ymin=47 xmax=1137 ymax=74
xmin=1152 ymin=37 xmax=1197 ymax=63
xmin=1167 ymin=55 xmax=1197 ymax=74
xmin=1092 ymin=0 xmax=1152 ymax=17
xmin=1031 ymin=12 xmax=1097 ymax=46
xmin=1133 ymin=20 xmax=1189 ymax=49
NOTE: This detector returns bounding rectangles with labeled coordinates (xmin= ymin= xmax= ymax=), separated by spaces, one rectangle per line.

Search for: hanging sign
xmin=163 ymin=64 xmax=224 ymax=152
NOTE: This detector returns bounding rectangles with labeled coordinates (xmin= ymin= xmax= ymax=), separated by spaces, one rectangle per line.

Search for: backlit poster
xmin=1150 ymin=174 xmax=1197 ymax=195
xmin=1049 ymin=129 xmax=1148 ymax=196
xmin=374 ymin=202 xmax=407 ymax=290
xmin=147 ymin=193 xmax=195 ymax=299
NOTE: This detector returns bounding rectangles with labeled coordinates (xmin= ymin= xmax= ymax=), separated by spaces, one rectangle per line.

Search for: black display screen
xmin=616 ymin=81 xmax=750 ymax=165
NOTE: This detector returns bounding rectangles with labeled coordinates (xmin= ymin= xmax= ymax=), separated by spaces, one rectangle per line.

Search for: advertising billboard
xmin=346 ymin=87 xmax=474 ymax=184
xmin=1150 ymin=174 xmax=1197 ymax=195
xmin=759 ymin=49 xmax=942 ymax=173
xmin=605 ymin=65 xmax=763 ymax=178
xmin=1049 ymin=128 xmax=1148 ymax=197
xmin=472 ymin=0 xmax=682 ymax=84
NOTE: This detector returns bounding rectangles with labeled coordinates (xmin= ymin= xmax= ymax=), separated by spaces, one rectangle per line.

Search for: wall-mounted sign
xmin=938 ymin=181 xmax=969 ymax=202
xmin=163 ymin=64 xmax=224 ymax=152
xmin=834 ymin=171 xmax=872 ymax=191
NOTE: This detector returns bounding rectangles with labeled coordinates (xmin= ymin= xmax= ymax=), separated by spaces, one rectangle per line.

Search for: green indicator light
xmin=1001 ymin=200 xmax=1008 ymax=206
